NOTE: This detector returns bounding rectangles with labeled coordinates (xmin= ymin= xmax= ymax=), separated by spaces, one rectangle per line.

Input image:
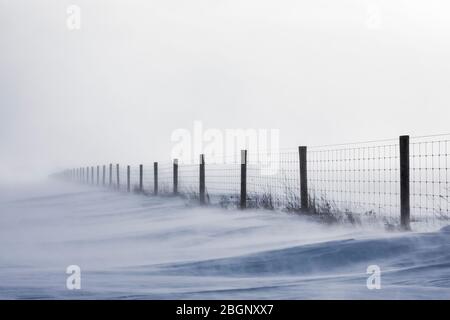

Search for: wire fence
xmin=307 ymin=142 xmax=400 ymax=222
xmin=410 ymin=136 xmax=450 ymax=224
xmin=59 ymin=134 xmax=450 ymax=228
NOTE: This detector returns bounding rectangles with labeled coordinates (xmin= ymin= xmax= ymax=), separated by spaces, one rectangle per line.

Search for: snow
xmin=0 ymin=181 xmax=449 ymax=299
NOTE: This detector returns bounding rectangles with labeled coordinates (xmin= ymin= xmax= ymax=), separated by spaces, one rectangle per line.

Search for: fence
xmin=57 ymin=134 xmax=450 ymax=229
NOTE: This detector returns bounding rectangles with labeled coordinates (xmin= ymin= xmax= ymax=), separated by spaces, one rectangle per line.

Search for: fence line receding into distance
xmin=56 ymin=135 xmax=450 ymax=229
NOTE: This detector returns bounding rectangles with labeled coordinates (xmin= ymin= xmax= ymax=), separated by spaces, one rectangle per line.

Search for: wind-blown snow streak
xmin=0 ymin=181 xmax=449 ymax=299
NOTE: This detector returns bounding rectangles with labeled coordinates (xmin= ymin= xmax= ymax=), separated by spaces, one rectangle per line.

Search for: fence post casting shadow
xmin=240 ymin=150 xmax=247 ymax=209
xmin=299 ymin=146 xmax=308 ymax=211
xmin=400 ymin=135 xmax=411 ymax=230
xmin=199 ymin=154 xmax=205 ymax=205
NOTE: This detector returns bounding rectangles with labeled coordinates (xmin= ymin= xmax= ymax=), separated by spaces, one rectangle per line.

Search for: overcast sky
xmin=1 ymin=0 xmax=450 ymax=181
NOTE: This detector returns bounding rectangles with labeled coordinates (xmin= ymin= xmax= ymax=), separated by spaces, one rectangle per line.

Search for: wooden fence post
xmin=240 ymin=150 xmax=247 ymax=209
xmin=299 ymin=146 xmax=308 ymax=211
xmin=91 ymin=166 xmax=94 ymax=184
xmin=86 ymin=166 xmax=89 ymax=184
xmin=116 ymin=164 xmax=120 ymax=189
xmin=173 ymin=159 xmax=178 ymax=195
xmin=199 ymin=154 xmax=206 ymax=205
xmin=109 ymin=164 xmax=113 ymax=187
xmin=97 ymin=165 xmax=100 ymax=185
xmin=127 ymin=165 xmax=131 ymax=192
xmin=154 ymin=162 xmax=158 ymax=195
xmin=400 ymin=135 xmax=411 ymax=230
xmin=102 ymin=165 xmax=106 ymax=186
xmin=139 ymin=164 xmax=143 ymax=193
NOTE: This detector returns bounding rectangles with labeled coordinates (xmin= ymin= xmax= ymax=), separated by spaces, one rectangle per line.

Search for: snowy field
xmin=0 ymin=181 xmax=449 ymax=299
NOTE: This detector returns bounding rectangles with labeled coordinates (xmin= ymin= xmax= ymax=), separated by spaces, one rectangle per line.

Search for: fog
xmin=2 ymin=0 xmax=450 ymax=181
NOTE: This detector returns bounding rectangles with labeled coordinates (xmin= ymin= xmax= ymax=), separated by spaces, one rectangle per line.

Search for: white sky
xmin=1 ymin=0 xmax=450 ymax=180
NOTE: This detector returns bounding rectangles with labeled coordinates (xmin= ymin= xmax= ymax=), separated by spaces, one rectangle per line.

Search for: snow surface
xmin=0 ymin=181 xmax=449 ymax=299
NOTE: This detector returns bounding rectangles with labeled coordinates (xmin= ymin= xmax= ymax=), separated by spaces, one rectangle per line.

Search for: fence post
xmin=97 ymin=165 xmax=100 ymax=185
xmin=173 ymin=159 xmax=178 ymax=195
xmin=199 ymin=154 xmax=206 ymax=205
xmin=139 ymin=164 xmax=143 ymax=193
xmin=400 ymin=135 xmax=411 ymax=230
xmin=102 ymin=165 xmax=106 ymax=186
xmin=109 ymin=164 xmax=113 ymax=187
xmin=154 ymin=162 xmax=158 ymax=195
xmin=116 ymin=164 xmax=120 ymax=189
xmin=86 ymin=166 xmax=89 ymax=184
xmin=299 ymin=146 xmax=308 ymax=211
xmin=240 ymin=150 xmax=247 ymax=209
xmin=91 ymin=166 xmax=94 ymax=184
xmin=127 ymin=165 xmax=131 ymax=192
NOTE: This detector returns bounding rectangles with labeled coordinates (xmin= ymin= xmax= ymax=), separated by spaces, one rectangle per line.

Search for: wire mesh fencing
xmin=177 ymin=162 xmax=199 ymax=199
xmin=307 ymin=141 xmax=401 ymax=223
xmin=410 ymin=135 xmax=450 ymax=224
xmin=61 ymin=134 xmax=450 ymax=228
xmin=246 ymin=151 xmax=300 ymax=210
